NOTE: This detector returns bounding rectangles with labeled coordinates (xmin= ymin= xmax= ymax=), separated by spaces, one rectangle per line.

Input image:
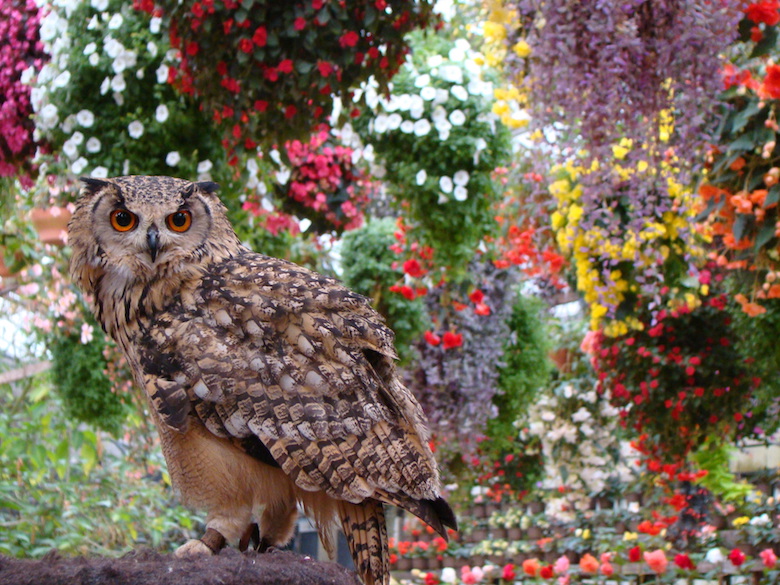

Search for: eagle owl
xmin=67 ymin=175 xmax=456 ymax=585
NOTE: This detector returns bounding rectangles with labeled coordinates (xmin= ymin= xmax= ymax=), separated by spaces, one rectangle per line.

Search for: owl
xmin=67 ymin=176 xmax=456 ymax=585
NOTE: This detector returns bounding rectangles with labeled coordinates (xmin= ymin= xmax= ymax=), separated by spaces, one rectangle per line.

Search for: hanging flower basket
xmin=30 ymin=207 xmax=71 ymax=246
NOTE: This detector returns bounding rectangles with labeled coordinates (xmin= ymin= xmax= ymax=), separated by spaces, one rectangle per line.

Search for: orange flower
xmin=730 ymin=157 xmax=747 ymax=171
xmin=760 ymin=64 xmax=780 ymax=99
xmin=579 ymin=553 xmax=599 ymax=574
xmin=522 ymin=558 xmax=540 ymax=577
xmin=644 ymin=549 xmax=668 ymax=574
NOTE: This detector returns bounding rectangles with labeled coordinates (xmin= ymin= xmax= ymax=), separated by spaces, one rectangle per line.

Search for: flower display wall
xmin=0 ymin=0 xmax=47 ymax=185
xmin=31 ymin=0 xmax=226 ymax=188
xmin=353 ymin=32 xmax=511 ymax=276
xmin=144 ymin=0 xmax=437 ymax=151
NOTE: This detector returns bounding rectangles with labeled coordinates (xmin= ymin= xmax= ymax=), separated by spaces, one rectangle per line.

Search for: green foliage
xmin=487 ymin=292 xmax=551 ymax=452
xmin=691 ymin=437 xmax=753 ymax=502
xmin=340 ymin=217 xmax=428 ymax=363
xmin=0 ymin=383 xmax=200 ymax=557
xmin=49 ymin=327 xmax=130 ymax=436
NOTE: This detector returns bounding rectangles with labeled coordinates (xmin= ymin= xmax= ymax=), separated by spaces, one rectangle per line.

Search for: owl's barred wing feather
xmin=141 ymin=252 xmax=455 ymax=533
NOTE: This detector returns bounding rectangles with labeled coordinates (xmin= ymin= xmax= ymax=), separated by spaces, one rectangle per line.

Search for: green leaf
xmin=738 ymin=17 xmax=754 ymax=43
xmin=766 ymin=184 xmax=780 ymax=207
xmin=296 ymin=60 xmax=313 ymax=74
xmin=730 ymin=100 xmax=763 ymax=135
xmin=755 ymin=223 xmax=776 ymax=251
xmin=751 ymin=25 xmax=779 ymax=58
xmin=732 ymin=213 xmax=750 ymax=243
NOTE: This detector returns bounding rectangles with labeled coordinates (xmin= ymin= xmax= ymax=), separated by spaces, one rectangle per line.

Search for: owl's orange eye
xmin=110 ymin=209 xmax=138 ymax=232
xmin=166 ymin=210 xmax=192 ymax=233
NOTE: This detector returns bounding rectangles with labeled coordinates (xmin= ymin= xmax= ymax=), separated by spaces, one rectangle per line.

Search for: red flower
xmin=403 ymin=258 xmax=425 ymax=278
xmin=442 ymin=331 xmax=463 ymax=350
xmin=522 ymin=558 xmax=540 ymax=577
xmin=502 ymin=563 xmax=517 ymax=580
xmin=389 ymin=285 xmax=415 ymax=301
xmin=674 ymin=553 xmax=695 ymax=570
xmin=538 ymin=565 xmax=553 ymax=579
xmin=294 ymin=17 xmax=306 ymax=30
xmin=628 ymin=546 xmax=642 ymax=563
xmin=317 ymin=61 xmax=334 ymax=76
xmin=264 ymin=67 xmax=279 ymax=82
xmin=254 ymin=100 xmax=268 ymax=112
xmin=285 ymin=105 xmax=297 ymax=118
xmin=728 ymin=548 xmax=746 ymax=566
xmin=186 ymin=40 xmax=199 ymax=56
xmin=745 ymin=1 xmax=780 ymax=26
xmin=375 ymin=0 xmax=387 ymax=8
xmin=423 ymin=572 xmax=439 ymax=585
xmin=474 ymin=303 xmax=491 ymax=316
xmin=238 ymin=37 xmax=254 ymax=53
xmin=312 ymin=0 xmax=323 ymax=8
xmin=339 ymin=30 xmax=359 ymax=48
xmin=424 ymin=331 xmax=441 ymax=346
xmin=278 ymin=59 xmax=294 ymax=74
xmin=469 ymin=289 xmax=485 ymax=304
xmin=252 ymin=25 xmax=267 ymax=46
xmin=760 ymin=64 xmax=780 ymax=99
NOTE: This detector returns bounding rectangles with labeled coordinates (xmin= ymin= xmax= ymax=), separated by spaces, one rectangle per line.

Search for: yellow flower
xmin=612 ymin=144 xmax=629 ymax=160
xmin=732 ymin=516 xmax=750 ymax=528
xmin=623 ymin=531 xmax=638 ymax=541
xmin=551 ymin=210 xmax=564 ymax=230
xmin=512 ymin=40 xmax=532 ymax=58
xmin=567 ymin=204 xmax=583 ymax=223
xmin=483 ymin=21 xmax=507 ymax=42
xmin=492 ymin=101 xmax=510 ymax=116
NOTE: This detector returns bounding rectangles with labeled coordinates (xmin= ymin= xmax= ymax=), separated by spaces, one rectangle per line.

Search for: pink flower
xmin=759 ymin=548 xmax=777 ymax=568
xmin=553 ymin=555 xmax=570 ymax=575
xmin=644 ymin=549 xmax=668 ymax=574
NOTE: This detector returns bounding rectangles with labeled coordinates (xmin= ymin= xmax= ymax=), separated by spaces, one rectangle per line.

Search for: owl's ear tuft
xmin=196 ymin=181 xmax=220 ymax=195
xmin=80 ymin=177 xmax=111 ymax=195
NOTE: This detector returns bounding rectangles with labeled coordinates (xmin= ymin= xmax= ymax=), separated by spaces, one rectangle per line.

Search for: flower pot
xmin=469 ymin=528 xmax=489 ymax=542
xmin=507 ymin=528 xmax=524 ymax=541
xmin=527 ymin=501 xmax=545 ymax=514
xmin=411 ymin=557 xmax=428 ymax=570
xmin=395 ymin=557 xmax=413 ymax=571
xmin=526 ymin=526 xmax=544 ymax=539
xmin=491 ymin=527 xmax=508 ymax=540
xmin=31 ymin=206 xmax=71 ymax=246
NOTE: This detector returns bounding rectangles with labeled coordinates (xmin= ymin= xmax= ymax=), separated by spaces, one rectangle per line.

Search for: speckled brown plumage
xmin=67 ymin=176 xmax=457 ymax=585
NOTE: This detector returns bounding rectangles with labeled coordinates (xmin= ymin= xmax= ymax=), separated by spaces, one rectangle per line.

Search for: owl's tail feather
xmin=337 ymin=499 xmax=389 ymax=585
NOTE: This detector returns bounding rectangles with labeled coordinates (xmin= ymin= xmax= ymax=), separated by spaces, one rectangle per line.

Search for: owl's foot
xmin=175 ymin=528 xmax=226 ymax=557
xmin=238 ymin=523 xmax=260 ymax=552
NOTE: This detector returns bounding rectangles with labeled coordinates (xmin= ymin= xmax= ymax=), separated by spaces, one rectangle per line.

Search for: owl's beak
xmin=147 ymin=225 xmax=160 ymax=262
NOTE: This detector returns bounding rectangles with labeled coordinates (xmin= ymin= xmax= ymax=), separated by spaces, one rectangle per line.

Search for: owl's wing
xmin=141 ymin=253 xmax=455 ymax=534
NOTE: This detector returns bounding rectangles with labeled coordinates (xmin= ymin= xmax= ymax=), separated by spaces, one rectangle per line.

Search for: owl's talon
xmin=239 ymin=523 xmax=260 ymax=552
xmin=175 ymin=528 xmax=226 ymax=557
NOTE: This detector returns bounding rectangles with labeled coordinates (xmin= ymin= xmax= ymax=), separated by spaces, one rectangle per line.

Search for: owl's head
xmin=68 ymin=175 xmax=240 ymax=295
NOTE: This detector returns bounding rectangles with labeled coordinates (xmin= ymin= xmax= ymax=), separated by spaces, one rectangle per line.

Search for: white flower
xmin=414 ymin=74 xmax=431 ymax=88
xmin=420 ymin=86 xmax=437 ymax=101
xmin=541 ymin=411 xmax=556 ymax=422
xmin=386 ymin=113 xmax=402 ymax=130
xmin=438 ymin=128 xmax=450 ymax=141
xmin=449 ymin=110 xmax=466 ymax=126
xmin=427 ymin=55 xmax=443 ymax=68
xmin=107 ymin=13 xmax=123 ymax=29
xmin=434 ymin=88 xmax=450 ymax=104
xmin=572 ymin=407 xmax=592 ymax=423
xmin=113 ymin=91 xmax=124 ymax=106
xmin=448 ymin=46 xmax=466 ymax=62
xmin=52 ymin=71 xmax=71 ymax=89
xmin=147 ymin=41 xmax=158 ymax=57
xmin=453 ymin=186 xmax=468 ymax=201
xmin=91 ymin=0 xmax=109 ymax=11
xmin=431 ymin=106 xmax=447 ymax=124
xmin=136 ymin=68 xmax=145 ymax=80
xmin=111 ymin=74 xmax=126 ymax=93
xmin=128 ymin=120 xmax=144 ymax=139
xmin=705 ymin=549 xmax=724 ymax=564
xmin=87 ymin=14 xmax=99 ymax=30
xmin=439 ymin=176 xmax=453 ymax=193
xmin=71 ymin=157 xmax=89 ymax=174
xmin=155 ymin=104 xmax=169 ymax=123
xmin=86 ymin=137 xmax=101 ymax=153
xmin=150 ymin=16 xmax=162 ymax=34
xmin=20 ymin=66 xmax=35 ymax=85
xmin=451 ymin=85 xmax=468 ymax=101
xmin=413 ymin=119 xmax=431 ymax=137
xmin=415 ymin=170 xmax=427 ymax=186
xmin=61 ymin=115 xmax=76 ymax=134
xmin=70 ymin=131 xmax=84 ymax=146
xmin=76 ymin=110 xmax=95 ymax=128
xmin=112 ymin=49 xmax=137 ymax=74
xmin=99 ymin=77 xmax=111 ymax=95
xmin=396 ymin=94 xmax=412 ymax=111
xmin=39 ymin=13 xmax=60 ymax=41
xmin=62 ymin=140 xmax=79 ymax=160
xmin=156 ymin=64 xmax=169 ymax=85
xmin=89 ymin=53 xmax=99 ymax=66
xmin=80 ymin=323 xmax=94 ymax=345
xmin=438 ymin=64 xmax=463 ymax=84
xmin=400 ymin=120 xmax=414 ymax=134
xmin=91 ymin=166 xmax=108 ymax=178
xmin=104 ymin=37 xmax=123 ymax=59
xmin=468 ymin=79 xmax=486 ymax=96
xmin=197 ymin=159 xmax=213 ymax=174
xmin=453 ymin=170 xmax=469 ymax=186
xmin=165 ymin=151 xmax=181 ymax=166
xmin=440 ymin=567 xmax=457 ymax=584
xmin=409 ymin=95 xmax=424 ymax=118
xmin=373 ymin=114 xmax=389 ymax=134
xmin=39 ymin=103 xmax=59 ymax=129
xmin=83 ymin=42 xmax=97 ymax=56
